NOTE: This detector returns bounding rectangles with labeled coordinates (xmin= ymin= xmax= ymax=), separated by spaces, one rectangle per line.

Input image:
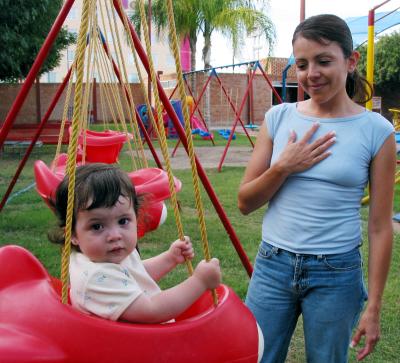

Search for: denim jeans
xmin=245 ymin=241 xmax=368 ymax=363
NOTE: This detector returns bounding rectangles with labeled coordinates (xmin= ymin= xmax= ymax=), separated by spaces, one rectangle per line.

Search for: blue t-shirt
xmin=262 ymin=102 xmax=394 ymax=254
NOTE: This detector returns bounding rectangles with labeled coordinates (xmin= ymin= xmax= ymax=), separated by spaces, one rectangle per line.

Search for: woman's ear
xmin=348 ymin=51 xmax=360 ymax=73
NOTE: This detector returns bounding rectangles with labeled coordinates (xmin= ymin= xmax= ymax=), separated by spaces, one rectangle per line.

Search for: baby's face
xmin=72 ymin=196 xmax=137 ymax=264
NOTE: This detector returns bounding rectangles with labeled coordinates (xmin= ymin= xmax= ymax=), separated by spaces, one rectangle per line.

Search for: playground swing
xmin=170 ymin=61 xmax=283 ymax=171
xmin=32 ymin=0 xmax=174 ymax=237
xmin=0 ymin=1 xmax=263 ymax=362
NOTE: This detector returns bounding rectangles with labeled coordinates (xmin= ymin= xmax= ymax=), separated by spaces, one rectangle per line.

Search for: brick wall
xmin=169 ymin=72 xmax=274 ymax=128
xmin=0 ymin=83 xmax=145 ymax=125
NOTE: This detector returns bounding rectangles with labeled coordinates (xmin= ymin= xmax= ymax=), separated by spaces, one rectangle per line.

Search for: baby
xmin=49 ymin=163 xmax=221 ymax=323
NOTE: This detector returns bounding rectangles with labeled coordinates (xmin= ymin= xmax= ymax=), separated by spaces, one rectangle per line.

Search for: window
xmin=67 ymin=50 xmax=75 ymax=62
xmin=160 ymin=79 xmax=177 ymax=89
xmin=47 ymin=72 xmax=57 ymax=83
xmin=67 ymin=7 xmax=77 ymax=20
xmin=128 ymin=73 xmax=139 ymax=83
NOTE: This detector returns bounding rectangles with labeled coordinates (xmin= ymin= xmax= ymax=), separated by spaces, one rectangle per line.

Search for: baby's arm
xmin=143 ymin=236 xmax=194 ymax=281
xmin=119 ymin=258 xmax=221 ymax=323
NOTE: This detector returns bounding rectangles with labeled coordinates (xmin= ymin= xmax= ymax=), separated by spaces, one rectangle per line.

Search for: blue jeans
xmin=245 ymin=241 xmax=368 ymax=363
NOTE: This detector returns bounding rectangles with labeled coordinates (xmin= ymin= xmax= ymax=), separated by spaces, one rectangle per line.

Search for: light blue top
xmin=262 ymin=102 xmax=394 ymax=254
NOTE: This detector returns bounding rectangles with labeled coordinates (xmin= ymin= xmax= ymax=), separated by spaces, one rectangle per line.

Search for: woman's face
xmin=293 ymin=36 xmax=358 ymax=106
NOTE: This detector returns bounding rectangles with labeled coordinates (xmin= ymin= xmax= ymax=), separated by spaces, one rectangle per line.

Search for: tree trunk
xmin=189 ymin=34 xmax=197 ymax=72
xmin=189 ymin=34 xmax=197 ymax=95
xmin=202 ymin=22 xmax=212 ymax=69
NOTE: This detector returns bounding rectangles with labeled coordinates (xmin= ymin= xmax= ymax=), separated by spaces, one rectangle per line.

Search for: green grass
xmin=0 ymin=143 xmax=399 ymax=362
xmin=90 ymin=122 xmax=257 ymax=147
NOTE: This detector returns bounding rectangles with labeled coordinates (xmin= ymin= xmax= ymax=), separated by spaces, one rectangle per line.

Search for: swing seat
xmin=0 ymin=245 xmax=263 ymax=363
xmin=74 ymin=128 xmax=132 ymax=164
xmin=33 ymin=161 xmax=181 ymax=237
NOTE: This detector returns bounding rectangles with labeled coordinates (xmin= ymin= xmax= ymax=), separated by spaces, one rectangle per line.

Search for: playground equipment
xmin=0 ymin=244 xmax=263 ymax=363
xmin=33 ymin=160 xmax=180 ymax=238
xmin=0 ymin=0 xmax=259 ymax=361
xmin=187 ymin=95 xmax=214 ymax=140
xmin=389 ymin=108 xmax=400 ymax=131
xmin=170 ymin=60 xmax=282 ymax=171
xmin=76 ymin=128 xmax=132 ymax=163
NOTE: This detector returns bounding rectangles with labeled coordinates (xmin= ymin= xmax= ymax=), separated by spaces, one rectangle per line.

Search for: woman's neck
xmin=297 ymin=97 xmax=364 ymax=119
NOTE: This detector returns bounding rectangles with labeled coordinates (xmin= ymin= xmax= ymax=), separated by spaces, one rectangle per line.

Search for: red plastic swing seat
xmin=74 ymin=128 xmax=132 ymax=164
xmin=0 ymin=245 xmax=262 ymax=363
xmin=33 ymin=160 xmax=181 ymax=237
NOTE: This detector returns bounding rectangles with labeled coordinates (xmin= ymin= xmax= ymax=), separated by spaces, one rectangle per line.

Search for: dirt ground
xmin=143 ymin=145 xmax=254 ymax=170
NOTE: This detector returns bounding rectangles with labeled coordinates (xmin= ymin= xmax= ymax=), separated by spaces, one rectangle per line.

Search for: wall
xmin=167 ymin=71 xmax=273 ymax=128
xmin=0 ymin=83 xmax=145 ymax=125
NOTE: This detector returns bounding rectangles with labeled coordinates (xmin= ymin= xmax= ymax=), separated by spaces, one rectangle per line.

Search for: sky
xmin=196 ymin=0 xmax=400 ymax=70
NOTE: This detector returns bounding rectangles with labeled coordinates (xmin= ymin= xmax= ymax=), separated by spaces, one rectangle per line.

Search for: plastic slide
xmin=191 ymin=116 xmax=213 ymax=140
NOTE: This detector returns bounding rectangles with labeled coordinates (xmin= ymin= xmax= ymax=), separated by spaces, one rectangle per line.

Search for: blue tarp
xmin=282 ymin=11 xmax=400 ymax=92
xmin=346 ymin=11 xmax=400 ymax=47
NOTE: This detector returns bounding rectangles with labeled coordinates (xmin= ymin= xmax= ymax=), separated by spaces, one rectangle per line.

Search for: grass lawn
xmin=0 ymin=141 xmax=399 ymax=362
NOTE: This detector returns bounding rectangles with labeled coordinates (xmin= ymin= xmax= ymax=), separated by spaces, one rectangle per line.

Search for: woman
xmin=238 ymin=14 xmax=396 ymax=363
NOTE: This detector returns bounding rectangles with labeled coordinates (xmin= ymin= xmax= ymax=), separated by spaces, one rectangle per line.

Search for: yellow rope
xmin=107 ymin=0 xmax=147 ymax=168
xmin=118 ymin=0 xmax=162 ymax=145
xmin=81 ymin=6 xmax=98 ymax=164
xmin=98 ymin=2 xmax=137 ymax=170
xmin=94 ymin=38 xmax=120 ymax=127
xmin=138 ymin=0 xmax=193 ymax=275
xmin=166 ymin=0 xmax=217 ymax=304
xmin=61 ymin=0 xmax=92 ymax=304
xmin=53 ymin=62 xmax=75 ymax=170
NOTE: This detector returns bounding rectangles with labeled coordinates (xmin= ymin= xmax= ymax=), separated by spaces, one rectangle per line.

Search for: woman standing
xmin=238 ymin=14 xmax=396 ymax=363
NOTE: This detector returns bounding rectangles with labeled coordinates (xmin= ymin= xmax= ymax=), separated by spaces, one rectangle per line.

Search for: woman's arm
xmin=238 ymin=121 xmax=336 ymax=215
xmin=120 ymin=258 xmax=221 ymax=323
xmin=351 ymin=134 xmax=396 ymax=361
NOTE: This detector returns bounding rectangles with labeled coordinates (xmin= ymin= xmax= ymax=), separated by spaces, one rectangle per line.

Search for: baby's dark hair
xmin=48 ymin=163 xmax=139 ymax=246
xmin=292 ymin=14 xmax=372 ymax=104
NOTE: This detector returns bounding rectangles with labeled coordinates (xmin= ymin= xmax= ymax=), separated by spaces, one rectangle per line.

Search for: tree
xmin=130 ymin=0 xmax=275 ymax=71
xmin=357 ymin=31 xmax=400 ymax=91
xmin=0 ymin=0 xmax=75 ymax=82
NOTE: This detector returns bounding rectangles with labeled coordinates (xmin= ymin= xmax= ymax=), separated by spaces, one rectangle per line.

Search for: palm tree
xmin=130 ymin=0 xmax=275 ymax=71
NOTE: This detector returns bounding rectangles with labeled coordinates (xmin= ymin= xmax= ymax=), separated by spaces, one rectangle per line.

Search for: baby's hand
xmin=193 ymin=258 xmax=221 ymax=290
xmin=168 ymin=236 xmax=194 ymax=265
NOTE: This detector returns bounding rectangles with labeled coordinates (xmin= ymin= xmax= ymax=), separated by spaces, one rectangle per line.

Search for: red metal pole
xmin=113 ymin=0 xmax=253 ymax=276
xmin=168 ymin=82 xmax=179 ymax=100
xmin=214 ymin=72 xmax=255 ymax=146
xmin=256 ymin=61 xmax=283 ymax=103
xmin=171 ymin=73 xmax=214 ymax=157
xmin=0 ymin=0 xmax=76 ymax=149
xmin=171 ymin=77 xmax=215 ymax=157
xmin=0 ymin=67 xmax=73 ymax=212
xmin=185 ymin=77 xmax=212 ymax=135
xmin=217 ymin=67 xmax=257 ymax=172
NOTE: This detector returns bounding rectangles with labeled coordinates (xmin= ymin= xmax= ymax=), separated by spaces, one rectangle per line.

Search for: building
xmin=40 ymin=0 xmax=189 ymax=84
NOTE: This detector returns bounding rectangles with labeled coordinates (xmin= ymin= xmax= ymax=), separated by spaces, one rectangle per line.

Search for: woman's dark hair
xmin=48 ymin=163 xmax=139 ymax=247
xmin=292 ymin=14 xmax=372 ymax=104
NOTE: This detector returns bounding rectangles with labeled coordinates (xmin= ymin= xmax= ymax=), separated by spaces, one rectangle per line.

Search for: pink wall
xmin=180 ymin=36 xmax=191 ymax=72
